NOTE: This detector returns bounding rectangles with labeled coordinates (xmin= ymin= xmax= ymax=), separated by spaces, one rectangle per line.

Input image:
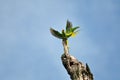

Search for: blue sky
xmin=0 ymin=0 xmax=120 ymax=80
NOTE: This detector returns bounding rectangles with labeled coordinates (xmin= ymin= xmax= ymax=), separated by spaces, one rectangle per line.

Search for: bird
xmin=50 ymin=20 xmax=80 ymax=48
xmin=50 ymin=20 xmax=80 ymax=40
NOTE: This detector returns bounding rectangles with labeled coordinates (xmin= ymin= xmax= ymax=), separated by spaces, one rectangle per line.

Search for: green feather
xmin=66 ymin=20 xmax=72 ymax=32
xmin=50 ymin=28 xmax=63 ymax=39
xmin=72 ymin=26 xmax=80 ymax=32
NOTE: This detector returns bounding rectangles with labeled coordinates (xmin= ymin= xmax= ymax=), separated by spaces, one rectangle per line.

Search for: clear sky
xmin=0 ymin=0 xmax=120 ymax=80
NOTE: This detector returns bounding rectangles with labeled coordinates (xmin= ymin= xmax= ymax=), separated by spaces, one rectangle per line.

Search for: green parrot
xmin=50 ymin=20 xmax=80 ymax=40
xmin=50 ymin=20 xmax=79 ymax=47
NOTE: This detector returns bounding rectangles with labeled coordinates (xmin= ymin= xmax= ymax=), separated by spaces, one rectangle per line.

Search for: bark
xmin=61 ymin=40 xmax=94 ymax=80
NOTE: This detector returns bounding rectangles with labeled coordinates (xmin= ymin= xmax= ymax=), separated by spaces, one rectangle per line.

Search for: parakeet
xmin=50 ymin=20 xmax=80 ymax=54
xmin=50 ymin=20 xmax=80 ymax=39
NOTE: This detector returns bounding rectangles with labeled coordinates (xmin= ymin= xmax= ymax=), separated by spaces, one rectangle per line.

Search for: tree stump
xmin=61 ymin=53 xmax=93 ymax=80
xmin=50 ymin=20 xmax=94 ymax=80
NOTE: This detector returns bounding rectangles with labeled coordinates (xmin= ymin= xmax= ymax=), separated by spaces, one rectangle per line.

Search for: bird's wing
xmin=50 ymin=28 xmax=63 ymax=39
xmin=72 ymin=26 xmax=80 ymax=32
xmin=66 ymin=20 xmax=73 ymax=32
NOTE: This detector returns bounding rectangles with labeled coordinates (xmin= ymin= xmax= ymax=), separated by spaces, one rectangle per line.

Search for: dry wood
xmin=61 ymin=40 xmax=93 ymax=80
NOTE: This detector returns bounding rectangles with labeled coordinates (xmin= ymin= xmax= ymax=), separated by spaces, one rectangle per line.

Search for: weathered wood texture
xmin=61 ymin=38 xmax=93 ymax=80
xmin=61 ymin=53 xmax=93 ymax=80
